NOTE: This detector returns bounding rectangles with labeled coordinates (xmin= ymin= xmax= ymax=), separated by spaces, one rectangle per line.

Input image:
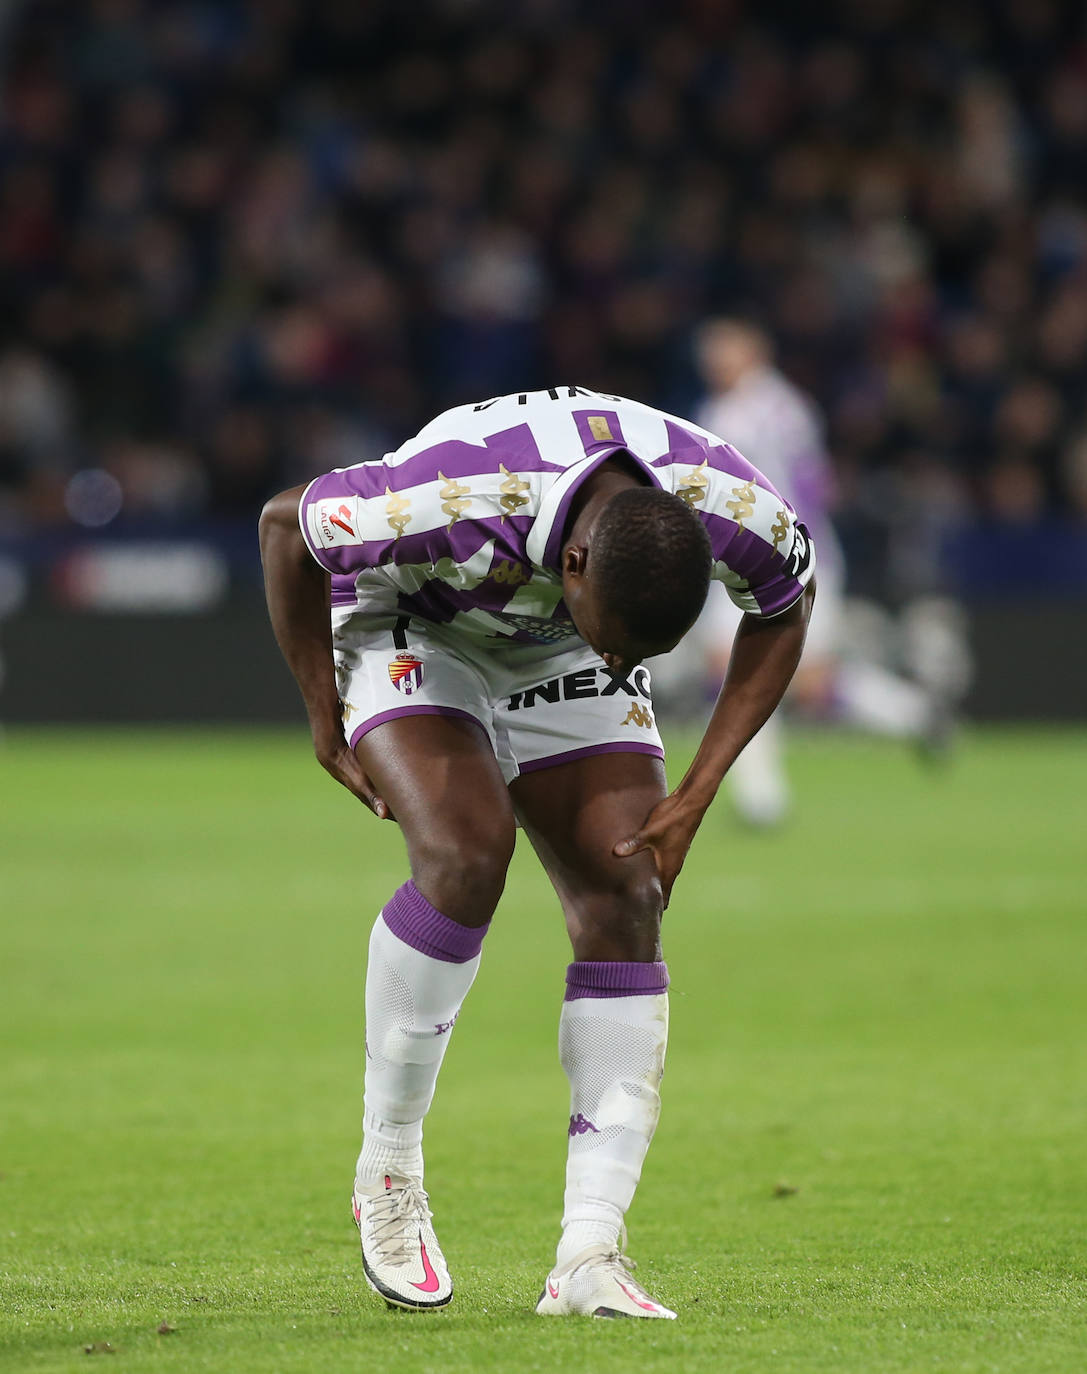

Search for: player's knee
xmin=569 ymin=870 xmax=663 ymax=961
xmin=409 ymin=823 xmax=516 ymax=926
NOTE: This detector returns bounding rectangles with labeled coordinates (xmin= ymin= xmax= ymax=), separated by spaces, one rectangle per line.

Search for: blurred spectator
xmin=0 ymin=0 xmax=1084 ymax=571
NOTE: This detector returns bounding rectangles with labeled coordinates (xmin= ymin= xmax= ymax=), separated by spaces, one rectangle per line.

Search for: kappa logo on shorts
xmin=388 ymin=652 xmax=425 ymax=696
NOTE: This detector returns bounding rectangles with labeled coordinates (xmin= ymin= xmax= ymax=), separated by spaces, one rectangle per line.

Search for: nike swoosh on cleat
xmin=547 ymin=1280 xmax=560 ymax=1300
xmin=352 ymin=1199 xmax=362 ymax=1225
xmin=617 ymin=1278 xmax=659 ymax=1313
xmin=410 ymin=1240 xmax=441 ymax=1294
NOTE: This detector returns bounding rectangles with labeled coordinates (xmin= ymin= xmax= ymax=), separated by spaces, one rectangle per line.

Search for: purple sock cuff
xmin=564 ymin=960 xmax=669 ymax=1001
xmin=382 ymin=882 xmax=489 ymax=964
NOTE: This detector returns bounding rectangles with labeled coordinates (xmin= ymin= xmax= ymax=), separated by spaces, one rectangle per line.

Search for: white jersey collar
xmin=526 ymin=445 xmax=663 ymax=571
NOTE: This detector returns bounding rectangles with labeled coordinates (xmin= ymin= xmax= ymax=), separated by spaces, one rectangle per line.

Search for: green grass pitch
xmin=1 ymin=726 xmax=1084 ymax=1373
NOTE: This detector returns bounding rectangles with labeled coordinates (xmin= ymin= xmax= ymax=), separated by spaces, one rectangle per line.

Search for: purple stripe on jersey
xmin=564 ymin=960 xmax=670 ymax=1001
xmin=518 ymin=741 xmax=664 ymax=775
xmin=572 ymin=408 xmax=627 ymax=454
xmin=705 ymin=516 xmax=777 ymax=571
xmin=348 ymin=705 xmax=484 ymax=751
xmin=382 ymin=880 xmax=490 ymax=963
xmin=332 ymin=574 xmax=363 ymax=608
xmin=312 ymin=513 xmax=535 ymax=578
xmin=657 ymin=429 xmax=790 ymax=507
xmin=703 ymin=513 xmax=807 ymax=617
xmin=356 ymin=423 xmax=563 ymax=495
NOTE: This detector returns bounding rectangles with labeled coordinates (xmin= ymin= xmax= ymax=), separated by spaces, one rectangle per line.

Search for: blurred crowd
xmin=2 ymin=0 xmax=1087 ymax=553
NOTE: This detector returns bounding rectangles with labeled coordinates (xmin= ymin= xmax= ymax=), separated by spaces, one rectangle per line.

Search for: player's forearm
xmin=258 ymin=486 xmax=341 ymax=737
xmin=675 ymin=582 xmax=815 ymax=810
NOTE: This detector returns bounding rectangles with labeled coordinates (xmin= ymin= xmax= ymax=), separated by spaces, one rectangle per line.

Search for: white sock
xmin=555 ymin=961 xmax=669 ymax=1268
xmin=355 ymin=881 xmax=488 ymax=1188
xmin=835 ymin=661 xmax=929 ymax=737
xmin=727 ymin=713 xmax=789 ymax=825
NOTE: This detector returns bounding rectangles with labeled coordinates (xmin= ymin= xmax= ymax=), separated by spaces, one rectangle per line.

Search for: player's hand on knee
xmin=313 ymin=729 xmax=394 ymax=820
xmin=613 ymin=791 xmax=705 ymax=908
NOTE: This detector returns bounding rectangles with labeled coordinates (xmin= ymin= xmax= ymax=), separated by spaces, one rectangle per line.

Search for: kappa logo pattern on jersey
xmin=507 ymin=665 xmax=651 ymax=711
xmin=303 ymin=387 xmax=817 ymax=633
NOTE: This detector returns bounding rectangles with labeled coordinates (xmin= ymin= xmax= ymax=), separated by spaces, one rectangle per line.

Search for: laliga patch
xmin=388 ymin=652 xmax=424 ymax=695
xmin=312 ymin=497 xmax=360 ymax=549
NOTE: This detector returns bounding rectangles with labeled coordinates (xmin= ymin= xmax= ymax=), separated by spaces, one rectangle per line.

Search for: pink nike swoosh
xmin=410 ymin=1239 xmax=441 ymax=1294
xmin=547 ymin=1280 xmax=560 ymax=1300
xmin=353 ymin=1199 xmax=361 ymax=1225
xmin=617 ymin=1278 xmax=658 ymax=1313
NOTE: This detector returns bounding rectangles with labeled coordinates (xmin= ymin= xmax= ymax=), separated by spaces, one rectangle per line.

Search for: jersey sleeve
xmin=692 ymin=450 xmax=817 ymax=617
xmin=715 ymin=508 xmax=816 ymax=617
xmin=297 ymin=467 xmax=421 ymax=576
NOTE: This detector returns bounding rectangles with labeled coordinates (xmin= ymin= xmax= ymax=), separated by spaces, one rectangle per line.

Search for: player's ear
xmin=562 ymin=543 xmax=588 ymax=578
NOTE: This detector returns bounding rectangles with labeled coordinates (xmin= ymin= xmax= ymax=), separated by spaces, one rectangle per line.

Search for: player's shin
xmin=356 ymin=881 xmax=488 ymax=1187
xmin=555 ymin=961 xmax=669 ymax=1267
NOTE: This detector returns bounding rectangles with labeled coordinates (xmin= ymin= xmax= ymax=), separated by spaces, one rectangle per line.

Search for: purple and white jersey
xmin=299 ymin=386 xmax=815 ymax=650
xmin=698 ymin=366 xmax=843 ymax=579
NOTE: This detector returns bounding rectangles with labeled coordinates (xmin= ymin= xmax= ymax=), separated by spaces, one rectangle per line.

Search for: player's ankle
xmin=556 ymin=1218 xmax=621 ymax=1268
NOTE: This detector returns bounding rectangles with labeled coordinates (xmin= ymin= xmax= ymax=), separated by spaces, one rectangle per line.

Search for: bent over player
xmin=259 ymin=386 xmax=815 ymax=1320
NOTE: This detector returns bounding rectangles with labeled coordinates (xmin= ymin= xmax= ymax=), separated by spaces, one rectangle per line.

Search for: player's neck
xmin=563 ymin=460 xmax=644 ymax=545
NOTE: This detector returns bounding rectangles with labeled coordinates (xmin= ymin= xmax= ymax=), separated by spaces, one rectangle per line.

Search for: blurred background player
xmin=673 ymin=318 xmax=947 ymax=827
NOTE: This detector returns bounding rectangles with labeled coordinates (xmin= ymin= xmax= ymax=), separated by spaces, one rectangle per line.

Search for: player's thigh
xmin=334 ymin=609 xmax=517 ymax=923
xmin=358 ymin=714 xmax=517 ymax=925
xmin=509 ymin=750 xmax=667 ymax=961
xmin=335 ymin=608 xmax=517 ymax=858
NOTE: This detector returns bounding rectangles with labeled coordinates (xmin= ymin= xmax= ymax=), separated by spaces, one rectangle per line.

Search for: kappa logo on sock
xmin=568 ymin=1113 xmax=600 ymax=1137
xmin=434 ymin=1012 xmax=459 ymax=1035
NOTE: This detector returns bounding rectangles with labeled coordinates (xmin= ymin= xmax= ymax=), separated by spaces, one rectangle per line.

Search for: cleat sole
xmin=361 ymin=1255 xmax=452 ymax=1311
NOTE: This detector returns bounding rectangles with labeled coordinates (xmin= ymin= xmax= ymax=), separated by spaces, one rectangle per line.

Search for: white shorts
xmin=332 ymin=609 xmax=664 ymax=785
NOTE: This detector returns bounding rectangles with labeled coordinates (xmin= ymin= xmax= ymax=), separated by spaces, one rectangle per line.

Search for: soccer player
xmin=685 ymin=318 xmax=941 ymax=825
xmin=259 ymin=385 xmax=815 ymax=1319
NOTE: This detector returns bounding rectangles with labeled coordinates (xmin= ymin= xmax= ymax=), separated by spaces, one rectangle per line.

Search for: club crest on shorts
xmin=388 ymin=652 xmax=424 ymax=695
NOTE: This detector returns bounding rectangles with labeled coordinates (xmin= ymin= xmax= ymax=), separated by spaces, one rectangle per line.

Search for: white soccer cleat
xmin=351 ymin=1173 xmax=452 ymax=1310
xmin=535 ymin=1243 xmax=676 ymax=1319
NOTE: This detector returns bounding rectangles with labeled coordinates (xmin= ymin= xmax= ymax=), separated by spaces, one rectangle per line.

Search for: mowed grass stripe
xmin=1 ymin=726 xmax=1084 ymax=1373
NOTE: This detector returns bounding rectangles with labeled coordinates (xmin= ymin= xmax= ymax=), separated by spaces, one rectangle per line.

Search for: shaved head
xmin=587 ymin=487 xmax=712 ymax=652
